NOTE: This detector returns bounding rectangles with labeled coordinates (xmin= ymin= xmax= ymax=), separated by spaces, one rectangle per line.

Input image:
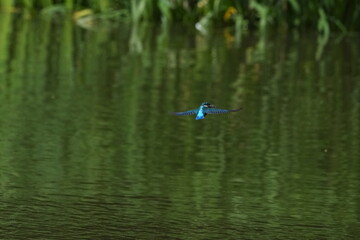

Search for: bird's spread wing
xmin=171 ymin=109 xmax=198 ymax=116
xmin=203 ymin=108 xmax=240 ymax=114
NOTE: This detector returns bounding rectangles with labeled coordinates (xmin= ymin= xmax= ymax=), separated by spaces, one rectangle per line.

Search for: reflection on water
xmin=0 ymin=14 xmax=360 ymax=239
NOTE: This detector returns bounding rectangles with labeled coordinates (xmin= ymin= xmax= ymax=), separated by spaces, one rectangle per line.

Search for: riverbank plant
xmin=0 ymin=0 xmax=358 ymax=33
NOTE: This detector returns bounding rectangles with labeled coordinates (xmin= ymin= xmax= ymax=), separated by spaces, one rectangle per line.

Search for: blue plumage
xmin=171 ymin=102 xmax=240 ymax=120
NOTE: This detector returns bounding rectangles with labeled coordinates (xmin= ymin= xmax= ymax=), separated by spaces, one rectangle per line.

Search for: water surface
xmin=0 ymin=14 xmax=360 ymax=239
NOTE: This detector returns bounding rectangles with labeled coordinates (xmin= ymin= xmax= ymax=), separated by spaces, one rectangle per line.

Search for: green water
xmin=0 ymin=14 xmax=360 ymax=239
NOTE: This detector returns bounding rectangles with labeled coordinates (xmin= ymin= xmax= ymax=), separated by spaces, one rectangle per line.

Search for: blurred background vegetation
xmin=0 ymin=0 xmax=359 ymax=35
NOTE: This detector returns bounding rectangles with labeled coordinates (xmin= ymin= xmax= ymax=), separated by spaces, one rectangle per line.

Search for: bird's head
xmin=201 ymin=102 xmax=216 ymax=108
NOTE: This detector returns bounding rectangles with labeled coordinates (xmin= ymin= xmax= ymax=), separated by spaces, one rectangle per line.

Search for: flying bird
xmin=171 ymin=102 xmax=240 ymax=120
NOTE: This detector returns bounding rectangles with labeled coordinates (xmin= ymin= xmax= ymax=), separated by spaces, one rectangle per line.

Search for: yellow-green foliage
xmin=0 ymin=0 xmax=359 ymax=32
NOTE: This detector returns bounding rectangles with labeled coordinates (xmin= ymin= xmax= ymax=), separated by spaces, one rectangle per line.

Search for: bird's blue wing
xmin=203 ymin=108 xmax=240 ymax=114
xmin=171 ymin=109 xmax=198 ymax=116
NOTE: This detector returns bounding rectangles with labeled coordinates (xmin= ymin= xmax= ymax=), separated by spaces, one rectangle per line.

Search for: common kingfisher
xmin=171 ymin=102 xmax=240 ymax=120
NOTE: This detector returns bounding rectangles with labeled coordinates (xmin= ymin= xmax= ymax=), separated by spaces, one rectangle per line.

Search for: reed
xmin=0 ymin=0 xmax=359 ymax=33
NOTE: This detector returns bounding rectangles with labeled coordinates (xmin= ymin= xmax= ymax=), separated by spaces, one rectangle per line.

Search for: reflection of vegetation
xmin=0 ymin=14 xmax=359 ymax=239
xmin=0 ymin=0 xmax=359 ymax=34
